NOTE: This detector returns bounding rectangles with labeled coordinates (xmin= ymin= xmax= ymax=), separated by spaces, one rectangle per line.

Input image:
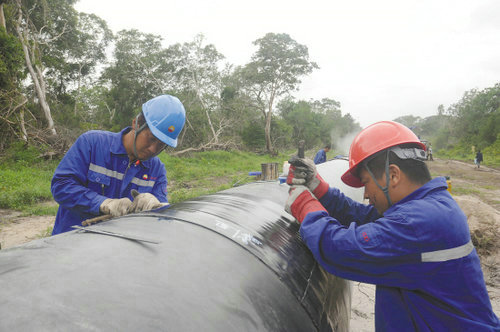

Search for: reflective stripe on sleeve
xmin=421 ymin=240 xmax=474 ymax=262
xmin=89 ymin=163 xmax=124 ymax=180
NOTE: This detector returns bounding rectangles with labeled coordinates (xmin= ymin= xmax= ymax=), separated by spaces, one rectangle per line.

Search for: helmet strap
xmin=132 ymin=113 xmax=149 ymax=161
xmin=132 ymin=113 xmax=166 ymax=162
xmin=365 ymin=150 xmax=393 ymax=208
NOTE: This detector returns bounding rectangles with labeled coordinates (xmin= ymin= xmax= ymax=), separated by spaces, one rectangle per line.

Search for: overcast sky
xmin=75 ymin=0 xmax=500 ymax=128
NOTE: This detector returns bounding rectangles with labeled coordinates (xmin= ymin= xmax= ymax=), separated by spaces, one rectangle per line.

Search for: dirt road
xmin=0 ymin=158 xmax=499 ymax=330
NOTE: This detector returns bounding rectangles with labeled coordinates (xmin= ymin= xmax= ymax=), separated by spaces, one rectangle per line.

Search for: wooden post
xmin=261 ymin=163 xmax=279 ymax=180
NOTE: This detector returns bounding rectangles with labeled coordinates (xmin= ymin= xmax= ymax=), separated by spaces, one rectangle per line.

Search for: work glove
xmin=127 ymin=189 xmax=166 ymax=213
xmin=99 ymin=197 xmax=133 ymax=217
xmin=285 ymin=186 xmax=327 ymax=223
xmin=286 ymin=157 xmax=329 ymax=199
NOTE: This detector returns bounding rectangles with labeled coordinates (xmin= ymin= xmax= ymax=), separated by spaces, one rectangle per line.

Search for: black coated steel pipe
xmin=0 ymin=159 xmax=362 ymax=331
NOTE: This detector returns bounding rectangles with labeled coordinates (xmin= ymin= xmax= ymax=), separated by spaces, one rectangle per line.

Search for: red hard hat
xmin=341 ymin=121 xmax=426 ymax=187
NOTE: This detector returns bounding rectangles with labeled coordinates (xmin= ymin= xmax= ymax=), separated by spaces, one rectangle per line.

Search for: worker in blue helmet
xmin=51 ymin=95 xmax=186 ymax=234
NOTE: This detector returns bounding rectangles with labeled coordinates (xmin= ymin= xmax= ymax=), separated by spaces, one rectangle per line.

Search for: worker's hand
xmin=99 ymin=198 xmax=133 ymax=217
xmin=127 ymin=189 xmax=165 ymax=213
xmin=287 ymin=157 xmax=329 ymax=199
xmin=285 ymin=186 xmax=327 ymax=223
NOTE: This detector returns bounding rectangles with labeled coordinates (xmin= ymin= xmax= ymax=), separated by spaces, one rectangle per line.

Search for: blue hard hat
xmin=142 ymin=95 xmax=186 ymax=148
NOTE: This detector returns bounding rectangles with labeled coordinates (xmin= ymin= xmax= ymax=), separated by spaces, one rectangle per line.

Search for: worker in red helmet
xmin=285 ymin=121 xmax=499 ymax=331
xmin=51 ymin=95 xmax=186 ymax=234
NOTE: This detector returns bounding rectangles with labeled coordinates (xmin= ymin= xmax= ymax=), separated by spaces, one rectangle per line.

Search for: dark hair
xmin=360 ymin=144 xmax=431 ymax=185
xmin=324 ymin=143 xmax=332 ymax=149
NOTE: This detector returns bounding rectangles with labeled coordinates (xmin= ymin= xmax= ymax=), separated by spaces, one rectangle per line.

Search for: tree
xmin=60 ymin=13 xmax=112 ymax=117
xmin=278 ymin=97 xmax=360 ymax=151
xmin=0 ymin=11 xmax=26 ymax=146
xmin=239 ymin=33 xmax=318 ymax=153
xmin=11 ymin=0 xmax=79 ymax=136
xmin=103 ymin=29 xmax=168 ymax=129
xmin=166 ymin=34 xmax=229 ymax=147
xmin=447 ymin=84 xmax=500 ymax=148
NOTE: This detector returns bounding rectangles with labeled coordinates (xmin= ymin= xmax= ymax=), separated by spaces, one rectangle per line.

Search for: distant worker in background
xmin=285 ymin=121 xmax=499 ymax=331
xmin=475 ymin=149 xmax=483 ymax=168
xmin=51 ymin=95 xmax=186 ymax=234
xmin=427 ymin=143 xmax=433 ymax=161
xmin=313 ymin=143 xmax=331 ymax=165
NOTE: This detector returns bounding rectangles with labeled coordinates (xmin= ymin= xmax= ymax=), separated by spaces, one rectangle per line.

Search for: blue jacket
xmin=314 ymin=149 xmax=327 ymax=164
xmin=300 ymin=177 xmax=500 ymax=331
xmin=51 ymin=128 xmax=168 ymax=235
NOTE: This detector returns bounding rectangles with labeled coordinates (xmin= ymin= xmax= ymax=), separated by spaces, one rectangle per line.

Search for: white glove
xmin=287 ymin=157 xmax=329 ymax=199
xmin=127 ymin=189 xmax=167 ymax=213
xmin=99 ymin=198 xmax=133 ymax=217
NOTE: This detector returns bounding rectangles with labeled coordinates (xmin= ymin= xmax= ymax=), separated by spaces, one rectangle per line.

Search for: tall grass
xmin=0 ymin=142 xmax=59 ymax=214
xmin=0 ymin=147 xmax=290 ymax=214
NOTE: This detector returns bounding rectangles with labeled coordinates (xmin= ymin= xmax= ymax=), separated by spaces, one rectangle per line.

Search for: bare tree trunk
xmin=192 ymin=72 xmax=217 ymax=142
xmin=265 ymin=110 xmax=272 ymax=153
xmin=14 ymin=0 xmax=57 ymax=136
xmin=74 ymin=64 xmax=83 ymax=115
xmin=264 ymin=94 xmax=275 ymax=153
xmin=0 ymin=3 xmax=6 ymax=29
xmin=19 ymin=109 xmax=27 ymax=141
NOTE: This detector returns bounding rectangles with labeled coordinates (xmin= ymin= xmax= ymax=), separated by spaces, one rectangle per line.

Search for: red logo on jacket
xmin=362 ymin=231 xmax=370 ymax=242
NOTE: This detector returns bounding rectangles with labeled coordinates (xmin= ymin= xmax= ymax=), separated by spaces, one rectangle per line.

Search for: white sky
xmin=75 ymin=0 xmax=500 ymax=127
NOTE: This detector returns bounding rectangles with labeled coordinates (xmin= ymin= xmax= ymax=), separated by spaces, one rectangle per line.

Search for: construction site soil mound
xmin=0 ymin=158 xmax=499 ymax=331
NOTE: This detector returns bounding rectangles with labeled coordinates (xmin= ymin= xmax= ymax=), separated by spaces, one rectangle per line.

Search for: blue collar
xmin=386 ymin=177 xmax=448 ymax=213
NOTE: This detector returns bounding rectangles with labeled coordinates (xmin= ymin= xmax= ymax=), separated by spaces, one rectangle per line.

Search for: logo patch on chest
xmin=362 ymin=231 xmax=370 ymax=242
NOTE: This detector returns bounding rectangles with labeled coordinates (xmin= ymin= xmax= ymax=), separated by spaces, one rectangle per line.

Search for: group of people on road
xmin=51 ymin=94 xmax=498 ymax=330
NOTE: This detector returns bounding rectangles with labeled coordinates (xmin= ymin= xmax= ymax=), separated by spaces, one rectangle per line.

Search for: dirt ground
xmin=0 ymin=158 xmax=499 ymax=330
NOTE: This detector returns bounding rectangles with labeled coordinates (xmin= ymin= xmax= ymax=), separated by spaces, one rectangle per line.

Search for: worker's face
xmin=359 ymin=168 xmax=390 ymax=214
xmin=134 ymin=128 xmax=166 ymax=160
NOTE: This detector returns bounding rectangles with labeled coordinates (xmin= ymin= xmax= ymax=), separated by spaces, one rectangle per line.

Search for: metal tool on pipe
xmin=72 ymin=225 xmax=160 ymax=244
xmin=288 ymin=139 xmax=314 ymax=177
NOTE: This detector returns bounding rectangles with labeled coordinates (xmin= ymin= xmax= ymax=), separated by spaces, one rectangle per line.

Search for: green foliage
xmin=447 ymin=84 xmax=500 ymax=147
xmin=277 ymin=97 xmax=361 ymax=151
xmin=0 ymin=160 xmax=57 ymax=210
xmin=103 ymin=29 xmax=170 ymax=129
xmin=482 ymin=133 xmax=500 ymax=167
xmin=450 ymin=185 xmax=480 ymax=196
xmin=241 ymin=121 xmax=266 ymax=149
xmin=436 ymin=134 xmax=500 ymax=168
xmin=436 ymin=143 xmax=473 ymax=161
xmin=238 ymin=32 xmax=319 ymax=152
xmin=0 ymin=26 xmax=25 ymax=90
xmin=1 ymin=141 xmax=43 ymax=165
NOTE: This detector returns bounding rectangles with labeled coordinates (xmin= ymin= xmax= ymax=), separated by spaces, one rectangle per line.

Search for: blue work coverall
xmin=300 ymin=177 xmax=500 ymax=331
xmin=51 ymin=128 xmax=168 ymax=235
xmin=314 ymin=149 xmax=327 ymax=164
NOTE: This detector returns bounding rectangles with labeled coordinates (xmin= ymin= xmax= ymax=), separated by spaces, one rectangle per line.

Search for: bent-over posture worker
xmin=313 ymin=143 xmax=331 ymax=165
xmin=285 ymin=121 xmax=499 ymax=331
xmin=51 ymin=95 xmax=186 ymax=235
